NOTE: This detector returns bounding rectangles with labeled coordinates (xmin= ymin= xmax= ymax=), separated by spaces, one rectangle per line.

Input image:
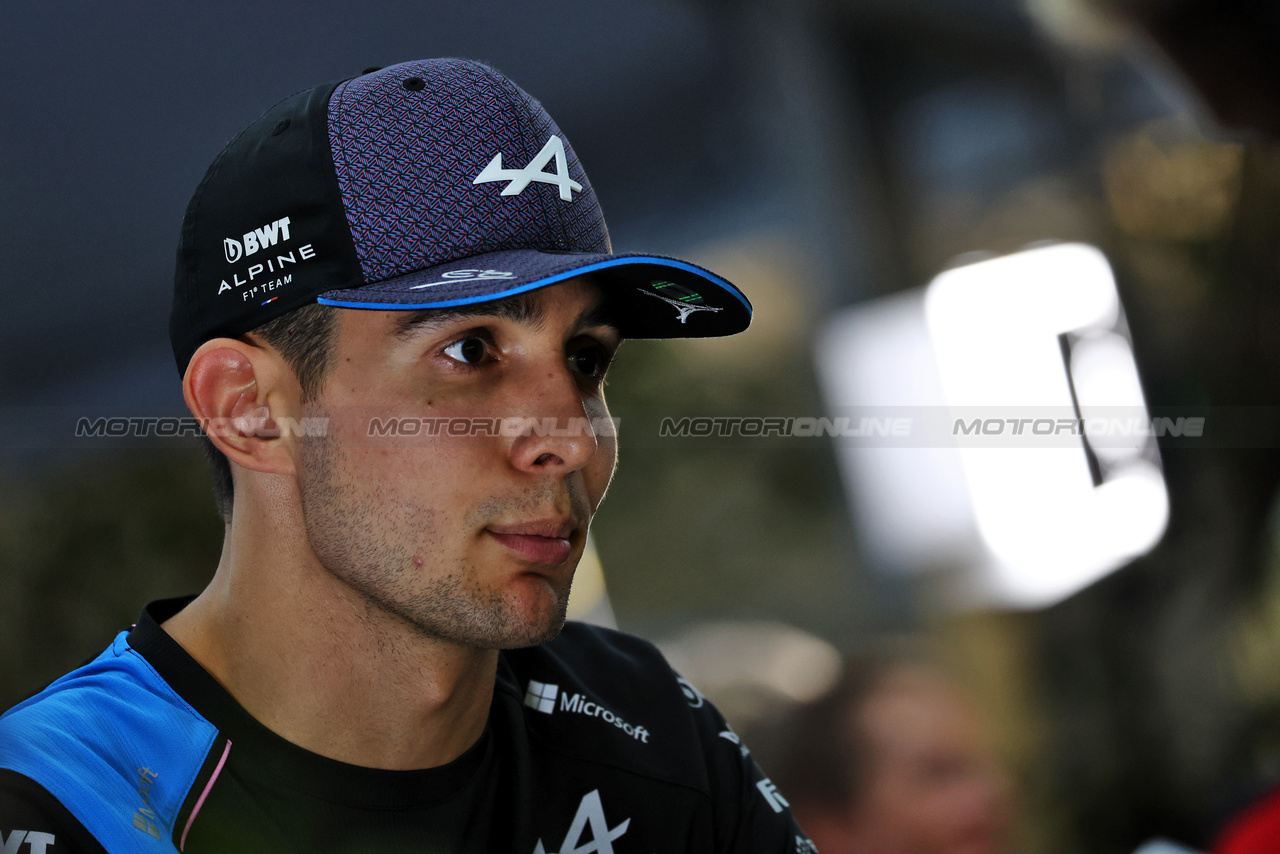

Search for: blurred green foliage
xmin=595 ymin=336 xmax=861 ymax=639
xmin=0 ymin=451 xmax=222 ymax=708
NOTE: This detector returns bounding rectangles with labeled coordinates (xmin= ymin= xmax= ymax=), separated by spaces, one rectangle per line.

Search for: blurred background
xmin=4 ymin=1 xmax=1280 ymax=851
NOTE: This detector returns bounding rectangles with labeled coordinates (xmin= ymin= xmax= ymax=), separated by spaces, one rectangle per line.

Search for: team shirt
xmin=0 ymin=598 xmax=815 ymax=853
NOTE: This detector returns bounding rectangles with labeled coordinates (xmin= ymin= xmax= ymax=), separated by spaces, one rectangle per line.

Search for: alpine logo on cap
xmin=215 ymin=212 xmax=315 ymax=301
xmin=473 ymin=135 xmax=582 ymax=201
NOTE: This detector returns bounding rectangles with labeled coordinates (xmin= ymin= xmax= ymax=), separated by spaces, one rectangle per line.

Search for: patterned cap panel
xmin=327 ymin=59 xmax=610 ymax=285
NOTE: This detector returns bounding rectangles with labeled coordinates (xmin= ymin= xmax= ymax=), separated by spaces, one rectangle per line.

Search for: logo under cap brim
xmin=316 ymin=248 xmax=752 ymax=339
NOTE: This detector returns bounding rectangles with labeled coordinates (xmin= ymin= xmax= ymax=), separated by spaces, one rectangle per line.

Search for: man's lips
xmin=486 ymin=521 xmax=575 ymax=565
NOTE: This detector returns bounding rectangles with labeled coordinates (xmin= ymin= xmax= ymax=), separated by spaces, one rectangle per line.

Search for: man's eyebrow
xmin=393 ymin=293 xmax=546 ymax=339
xmin=574 ymin=301 xmax=621 ymax=337
xmin=391 ymin=291 xmax=621 ymax=339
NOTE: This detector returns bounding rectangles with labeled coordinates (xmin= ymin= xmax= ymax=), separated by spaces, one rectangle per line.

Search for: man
xmin=757 ymin=656 xmax=1012 ymax=854
xmin=0 ymin=58 xmax=812 ymax=853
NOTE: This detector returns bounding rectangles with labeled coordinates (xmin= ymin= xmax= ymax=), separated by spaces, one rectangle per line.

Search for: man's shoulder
xmin=499 ymin=622 xmax=718 ymax=792
xmin=0 ymin=631 xmax=220 ymax=851
xmin=1 ymin=628 xmax=213 ymax=757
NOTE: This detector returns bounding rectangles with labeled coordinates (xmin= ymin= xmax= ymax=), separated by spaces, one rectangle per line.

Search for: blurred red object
xmin=1214 ymin=788 xmax=1280 ymax=854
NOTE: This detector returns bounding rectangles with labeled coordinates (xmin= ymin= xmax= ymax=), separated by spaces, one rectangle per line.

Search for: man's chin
xmin=351 ymin=567 xmax=572 ymax=650
xmin=496 ymin=583 xmax=571 ymax=649
xmin=498 ymin=613 xmax=568 ymax=650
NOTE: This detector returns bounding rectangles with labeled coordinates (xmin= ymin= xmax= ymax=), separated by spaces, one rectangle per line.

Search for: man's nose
xmin=506 ymin=363 xmax=600 ymax=475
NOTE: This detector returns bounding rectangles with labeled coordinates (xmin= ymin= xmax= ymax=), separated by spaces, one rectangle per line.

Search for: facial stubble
xmin=296 ymin=430 xmax=575 ymax=650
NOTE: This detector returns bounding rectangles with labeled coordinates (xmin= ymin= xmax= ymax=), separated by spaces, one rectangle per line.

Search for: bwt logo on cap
xmin=224 ymin=216 xmax=293 ymax=264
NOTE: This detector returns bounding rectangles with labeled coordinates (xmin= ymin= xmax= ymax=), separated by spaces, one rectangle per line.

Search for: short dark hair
xmin=199 ymin=302 xmax=337 ymax=519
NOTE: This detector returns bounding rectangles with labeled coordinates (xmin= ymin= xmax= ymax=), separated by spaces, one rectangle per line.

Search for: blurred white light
xmin=1071 ymin=332 xmax=1149 ymax=462
xmin=817 ymin=243 xmax=1169 ymax=610
xmin=657 ymin=621 xmax=843 ymax=707
xmin=924 ymin=243 xmax=1118 ymax=407
xmin=816 ymin=290 xmax=980 ymax=574
xmin=924 ymin=243 xmax=1167 ymax=607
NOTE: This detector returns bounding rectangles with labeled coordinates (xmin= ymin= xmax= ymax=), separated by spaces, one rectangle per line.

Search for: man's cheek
xmin=588 ymin=443 xmax=619 ymax=511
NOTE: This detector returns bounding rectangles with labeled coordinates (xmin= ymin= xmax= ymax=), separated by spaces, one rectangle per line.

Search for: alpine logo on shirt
xmin=523 ymin=680 xmax=651 ymax=743
xmin=531 ymin=789 xmax=629 ymax=854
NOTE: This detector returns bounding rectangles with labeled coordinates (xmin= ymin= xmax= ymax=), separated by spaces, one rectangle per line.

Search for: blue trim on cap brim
xmin=316 ymin=256 xmax=752 ymax=314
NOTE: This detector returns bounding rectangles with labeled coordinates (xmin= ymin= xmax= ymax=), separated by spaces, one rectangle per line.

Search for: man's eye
xmin=443 ymin=336 xmax=488 ymax=365
xmin=569 ymin=343 xmax=610 ymax=378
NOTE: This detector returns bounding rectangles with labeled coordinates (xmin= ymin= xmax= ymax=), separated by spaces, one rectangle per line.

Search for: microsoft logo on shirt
xmin=524 ymin=680 xmax=559 ymax=714
xmin=522 ymin=680 xmax=651 ymax=742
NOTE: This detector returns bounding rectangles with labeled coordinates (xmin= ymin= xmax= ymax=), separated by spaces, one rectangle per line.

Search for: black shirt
xmin=0 ymin=599 xmax=815 ymax=853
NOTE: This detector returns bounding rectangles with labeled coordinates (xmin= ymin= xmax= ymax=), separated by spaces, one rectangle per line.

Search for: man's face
xmin=293 ymin=277 xmax=620 ymax=649
xmin=848 ymin=671 xmax=1012 ymax=854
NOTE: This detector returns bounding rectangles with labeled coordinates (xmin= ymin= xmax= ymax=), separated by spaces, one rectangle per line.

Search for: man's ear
xmin=183 ymin=337 xmax=300 ymax=476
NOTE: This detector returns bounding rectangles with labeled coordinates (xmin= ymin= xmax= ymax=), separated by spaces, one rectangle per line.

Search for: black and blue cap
xmin=170 ymin=57 xmax=752 ymax=372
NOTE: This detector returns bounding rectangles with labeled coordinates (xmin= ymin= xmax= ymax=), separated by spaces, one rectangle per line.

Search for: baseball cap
xmin=169 ymin=57 xmax=752 ymax=372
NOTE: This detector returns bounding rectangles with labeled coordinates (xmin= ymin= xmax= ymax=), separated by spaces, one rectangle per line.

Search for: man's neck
xmin=162 ymin=511 xmax=498 ymax=771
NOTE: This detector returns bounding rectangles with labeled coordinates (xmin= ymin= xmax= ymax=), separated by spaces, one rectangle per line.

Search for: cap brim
xmin=317 ymin=248 xmax=751 ymax=338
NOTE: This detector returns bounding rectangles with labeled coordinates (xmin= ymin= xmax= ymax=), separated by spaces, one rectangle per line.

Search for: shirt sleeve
xmin=0 ymin=769 xmax=109 ymax=854
xmin=673 ymin=676 xmax=818 ymax=854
